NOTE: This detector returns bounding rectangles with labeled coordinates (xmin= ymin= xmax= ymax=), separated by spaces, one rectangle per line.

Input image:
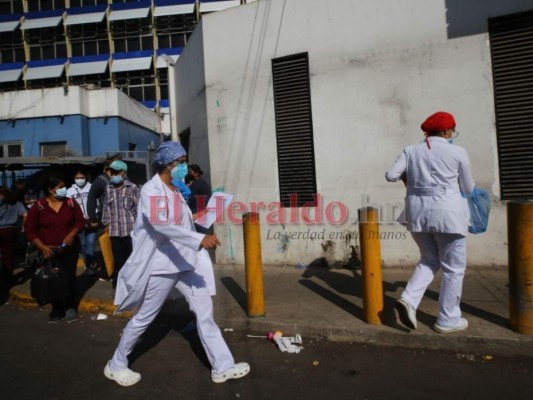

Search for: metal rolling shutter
xmin=489 ymin=11 xmax=533 ymax=200
xmin=272 ymin=52 xmax=317 ymax=207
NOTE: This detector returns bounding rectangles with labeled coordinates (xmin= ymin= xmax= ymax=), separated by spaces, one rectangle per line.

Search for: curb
xmin=215 ymin=316 xmax=533 ymax=358
xmin=9 ymin=287 xmax=132 ymax=318
xmin=9 ymin=286 xmax=533 ymax=359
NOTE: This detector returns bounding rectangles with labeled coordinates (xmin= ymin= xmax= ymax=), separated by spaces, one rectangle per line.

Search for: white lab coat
xmin=114 ymin=173 xmax=213 ymax=313
xmin=386 ymin=136 xmax=476 ymax=327
xmin=385 ymin=137 xmax=475 ymax=235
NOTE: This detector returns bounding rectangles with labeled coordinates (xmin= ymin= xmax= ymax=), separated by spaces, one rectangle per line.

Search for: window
xmin=272 ymin=52 xmax=317 ymax=207
xmin=489 ymin=11 xmax=533 ymax=200
xmin=68 ymin=23 xmax=109 ymax=57
xmin=114 ymin=70 xmax=157 ymax=103
xmin=0 ymin=141 xmax=23 ymax=158
xmin=41 ymin=141 xmax=67 ymax=157
xmin=27 ymin=0 xmax=64 ymax=12
xmin=128 ymin=142 xmax=136 ymax=157
xmin=158 ymin=67 xmax=169 ymax=100
xmin=0 ymin=30 xmax=25 ymax=64
xmin=155 ymin=14 xmax=195 ymax=49
xmin=70 ymin=73 xmax=111 ymax=88
xmin=0 ymin=0 xmax=23 ymax=14
xmin=26 ymin=27 xmax=66 ymax=61
xmin=69 ymin=0 xmax=107 ymax=7
xmin=111 ymin=18 xmax=153 ymax=53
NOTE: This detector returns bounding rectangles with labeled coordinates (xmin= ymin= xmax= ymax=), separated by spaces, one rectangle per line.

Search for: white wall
xmin=174 ymin=22 xmax=212 ymax=181
xmin=178 ymin=0 xmax=533 ymax=266
xmin=0 ymin=86 xmax=162 ymax=133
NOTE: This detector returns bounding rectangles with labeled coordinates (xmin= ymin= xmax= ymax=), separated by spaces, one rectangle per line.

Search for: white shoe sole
xmin=212 ymin=362 xmax=250 ymax=383
xmin=434 ymin=320 xmax=469 ymax=334
xmin=104 ymin=362 xmax=141 ymax=387
xmin=395 ymin=299 xmax=417 ymax=330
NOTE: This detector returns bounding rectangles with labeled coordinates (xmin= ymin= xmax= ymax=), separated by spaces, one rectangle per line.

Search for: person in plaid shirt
xmin=101 ymin=160 xmax=139 ymax=289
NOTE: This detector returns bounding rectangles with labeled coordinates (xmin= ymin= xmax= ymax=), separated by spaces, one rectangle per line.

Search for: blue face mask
xmin=55 ymin=187 xmax=68 ymax=199
xmin=447 ymin=130 xmax=459 ymax=144
xmin=171 ymin=163 xmax=188 ymax=181
xmin=110 ymin=175 xmax=124 ymax=185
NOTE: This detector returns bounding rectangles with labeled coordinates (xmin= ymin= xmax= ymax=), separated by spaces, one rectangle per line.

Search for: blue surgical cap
xmin=153 ymin=141 xmax=187 ymax=170
xmin=109 ymin=160 xmax=128 ymax=171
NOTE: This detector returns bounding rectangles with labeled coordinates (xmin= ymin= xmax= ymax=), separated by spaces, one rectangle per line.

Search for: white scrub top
xmin=386 ymin=136 xmax=476 ymax=236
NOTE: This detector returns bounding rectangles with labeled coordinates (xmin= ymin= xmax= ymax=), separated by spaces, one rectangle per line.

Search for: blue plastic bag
xmin=464 ymin=187 xmax=491 ymax=234
xmin=172 ymin=179 xmax=191 ymax=201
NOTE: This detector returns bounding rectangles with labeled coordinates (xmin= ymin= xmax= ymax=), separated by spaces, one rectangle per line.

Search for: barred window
xmin=489 ymin=10 xmax=533 ymax=200
xmin=271 ymin=52 xmax=317 ymax=207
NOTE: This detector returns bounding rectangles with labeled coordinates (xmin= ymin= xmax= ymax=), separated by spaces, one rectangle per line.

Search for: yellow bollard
xmin=508 ymin=201 xmax=533 ymax=334
xmin=358 ymin=207 xmax=384 ymax=325
xmin=242 ymin=212 xmax=265 ymax=317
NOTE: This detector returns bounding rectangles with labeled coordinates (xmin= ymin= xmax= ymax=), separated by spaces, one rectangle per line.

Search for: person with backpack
xmin=67 ymin=170 xmax=97 ymax=276
xmin=87 ymin=155 xmax=122 ymax=229
xmin=87 ymin=155 xmax=122 ymax=279
xmin=25 ymin=174 xmax=85 ymax=323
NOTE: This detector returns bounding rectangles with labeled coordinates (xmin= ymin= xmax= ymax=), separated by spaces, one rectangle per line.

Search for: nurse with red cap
xmin=385 ymin=111 xmax=476 ymax=333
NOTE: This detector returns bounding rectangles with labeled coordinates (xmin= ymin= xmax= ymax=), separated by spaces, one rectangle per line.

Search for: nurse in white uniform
xmin=385 ymin=111 xmax=476 ymax=333
xmin=104 ymin=141 xmax=250 ymax=386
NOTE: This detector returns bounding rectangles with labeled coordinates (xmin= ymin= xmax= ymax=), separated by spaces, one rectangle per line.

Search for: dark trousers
xmin=50 ymin=250 xmax=79 ymax=316
xmin=0 ymin=227 xmax=17 ymax=301
xmin=0 ymin=227 xmax=17 ymax=273
xmin=110 ymin=236 xmax=132 ymax=289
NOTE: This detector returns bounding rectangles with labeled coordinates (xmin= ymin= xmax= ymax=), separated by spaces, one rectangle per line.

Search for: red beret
xmin=420 ymin=112 xmax=456 ymax=133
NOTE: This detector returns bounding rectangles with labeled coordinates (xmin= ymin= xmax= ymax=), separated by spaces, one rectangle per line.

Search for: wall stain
xmin=277 ymin=233 xmax=289 ymax=253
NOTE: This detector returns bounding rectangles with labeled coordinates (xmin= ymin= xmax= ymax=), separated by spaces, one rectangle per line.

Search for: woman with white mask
xmin=67 ymin=170 xmax=97 ymax=276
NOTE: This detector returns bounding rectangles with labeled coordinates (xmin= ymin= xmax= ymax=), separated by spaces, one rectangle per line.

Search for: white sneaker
xmin=395 ymin=298 xmax=417 ymax=330
xmin=434 ymin=318 xmax=468 ymax=334
xmin=211 ymin=362 xmax=250 ymax=383
xmin=104 ymin=361 xmax=141 ymax=386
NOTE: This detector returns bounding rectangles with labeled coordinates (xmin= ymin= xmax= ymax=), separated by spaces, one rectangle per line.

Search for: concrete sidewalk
xmin=8 ymin=263 xmax=533 ymax=357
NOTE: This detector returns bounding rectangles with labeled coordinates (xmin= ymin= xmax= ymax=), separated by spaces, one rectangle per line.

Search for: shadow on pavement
xmin=424 ymin=288 xmax=509 ymax=329
xmin=220 ymin=276 xmax=247 ymax=313
xmin=298 ymin=279 xmax=364 ymax=320
xmin=74 ymin=273 xmax=98 ymax=310
xmin=127 ymin=299 xmax=211 ymax=371
xmin=299 ymin=260 xmax=406 ymax=329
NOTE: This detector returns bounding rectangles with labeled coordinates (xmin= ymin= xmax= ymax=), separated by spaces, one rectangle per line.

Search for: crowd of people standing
xmin=0 ymin=155 xmax=213 ymax=323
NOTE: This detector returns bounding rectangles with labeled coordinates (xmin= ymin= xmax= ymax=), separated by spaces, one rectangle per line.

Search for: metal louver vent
xmin=272 ymin=52 xmax=317 ymax=207
xmin=489 ymin=11 xmax=533 ymax=200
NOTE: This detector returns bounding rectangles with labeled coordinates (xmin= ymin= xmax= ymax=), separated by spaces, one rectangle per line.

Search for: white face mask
xmin=55 ymin=187 xmax=68 ymax=199
xmin=75 ymin=178 xmax=87 ymax=187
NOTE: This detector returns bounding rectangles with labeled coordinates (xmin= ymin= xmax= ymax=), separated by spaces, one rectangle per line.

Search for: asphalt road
xmin=1 ymin=302 xmax=533 ymax=400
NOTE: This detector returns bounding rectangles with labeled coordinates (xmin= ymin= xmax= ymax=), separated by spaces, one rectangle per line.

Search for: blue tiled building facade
xmin=0 ymin=0 xmax=241 ymax=109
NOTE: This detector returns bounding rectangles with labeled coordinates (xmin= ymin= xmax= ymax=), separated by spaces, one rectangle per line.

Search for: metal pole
xmin=243 ymin=212 xmax=265 ymax=317
xmin=508 ymin=200 xmax=533 ymax=334
xmin=358 ymin=206 xmax=384 ymax=325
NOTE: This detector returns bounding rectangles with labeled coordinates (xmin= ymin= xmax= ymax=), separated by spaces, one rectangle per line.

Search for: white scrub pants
xmin=109 ymin=272 xmax=235 ymax=374
xmin=401 ymin=232 xmax=467 ymax=327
